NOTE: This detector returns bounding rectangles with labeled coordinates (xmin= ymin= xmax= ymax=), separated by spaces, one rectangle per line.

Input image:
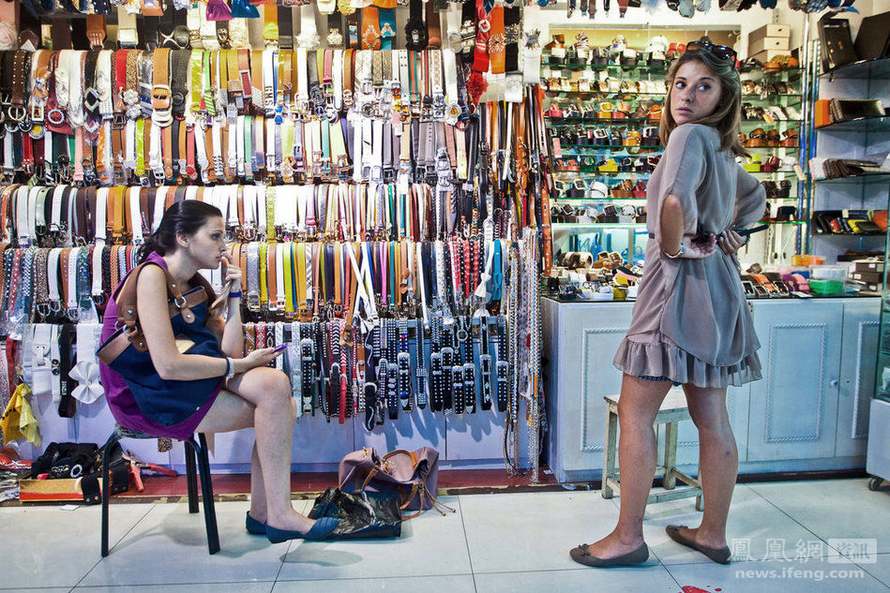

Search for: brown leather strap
xmin=51 ymin=18 xmax=73 ymax=50
xmin=86 ymin=15 xmax=106 ymax=49
xmin=427 ymin=3 xmax=441 ymax=48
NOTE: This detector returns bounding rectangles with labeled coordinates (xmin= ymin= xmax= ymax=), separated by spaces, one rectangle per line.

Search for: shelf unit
xmin=543 ymin=38 xmax=808 ymax=267
xmin=811 ymin=54 xmax=890 ymax=263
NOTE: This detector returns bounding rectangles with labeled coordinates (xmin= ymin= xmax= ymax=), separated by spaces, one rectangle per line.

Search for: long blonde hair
xmin=659 ymin=49 xmax=750 ymax=158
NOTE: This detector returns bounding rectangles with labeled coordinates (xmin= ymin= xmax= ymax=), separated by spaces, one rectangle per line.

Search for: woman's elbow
xmin=662 ymin=195 xmax=683 ymax=216
xmin=153 ymin=355 xmax=180 ymax=381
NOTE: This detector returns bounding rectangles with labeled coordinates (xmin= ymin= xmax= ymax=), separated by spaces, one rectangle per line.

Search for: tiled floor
xmin=4 ymin=477 xmax=890 ymax=593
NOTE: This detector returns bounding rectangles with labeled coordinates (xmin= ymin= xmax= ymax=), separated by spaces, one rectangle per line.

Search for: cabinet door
xmin=836 ymin=299 xmax=880 ymax=458
xmin=747 ymin=300 xmax=843 ymax=462
xmin=556 ymin=303 xmax=634 ymax=473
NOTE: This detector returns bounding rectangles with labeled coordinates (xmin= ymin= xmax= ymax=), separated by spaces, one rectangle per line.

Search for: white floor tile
xmin=748 ymin=479 xmax=890 ymax=554
xmin=666 ymin=556 xmax=890 ymax=592
xmin=0 ymin=589 xmax=70 ymax=593
xmin=611 ymin=484 xmax=831 ymax=565
xmin=79 ymin=500 xmax=309 ymax=586
xmin=474 ymin=567 xmax=679 ymax=593
xmin=460 ymin=490 xmax=661 ymax=573
xmin=72 ymin=584 xmax=274 ymax=593
xmin=859 ymin=553 xmax=890 ymax=588
xmin=0 ymin=503 xmax=154 ymax=589
xmin=272 ymin=575 xmax=476 ymax=593
xmin=276 ymin=496 xmax=471 ymax=581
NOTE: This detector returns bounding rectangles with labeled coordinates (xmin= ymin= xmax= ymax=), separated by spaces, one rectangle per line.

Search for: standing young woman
xmin=570 ymin=40 xmax=766 ymax=567
xmin=98 ymin=201 xmax=338 ymax=543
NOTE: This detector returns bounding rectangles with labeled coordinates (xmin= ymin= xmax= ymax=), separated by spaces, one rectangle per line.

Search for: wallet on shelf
xmin=812 ymin=209 xmax=887 ymax=235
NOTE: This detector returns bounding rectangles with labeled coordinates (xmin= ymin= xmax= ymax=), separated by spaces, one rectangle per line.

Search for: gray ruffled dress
xmin=613 ymin=123 xmax=767 ymax=388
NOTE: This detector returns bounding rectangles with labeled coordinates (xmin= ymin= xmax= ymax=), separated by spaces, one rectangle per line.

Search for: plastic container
xmin=809 ymin=278 xmax=845 ymax=296
xmin=810 ymin=265 xmax=848 ymax=282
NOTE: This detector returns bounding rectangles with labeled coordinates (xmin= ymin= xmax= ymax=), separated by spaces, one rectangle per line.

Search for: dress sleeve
xmin=659 ymin=125 xmax=708 ymax=234
xmin=733 ymin=163 xmax=767 ymax=228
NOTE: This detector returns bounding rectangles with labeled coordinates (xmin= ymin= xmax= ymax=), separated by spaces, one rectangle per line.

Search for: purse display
xmin=818 ymin=15 xmax=857 ymax=72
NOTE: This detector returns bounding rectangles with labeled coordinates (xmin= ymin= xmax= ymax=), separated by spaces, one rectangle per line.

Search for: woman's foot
xmin=665 ymin=525 xmax=732 ymax=564
xmin=579 ymin=530 xmax=647 ymax=560
xmin=265 ymin=509 xmax=316 ymax=534
xmin=669 ymin=525 xmax=727 ymax=550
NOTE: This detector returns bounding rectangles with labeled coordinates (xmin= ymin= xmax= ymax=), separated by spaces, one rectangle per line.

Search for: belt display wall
xmin=0 ymin=1 xmax=551 ymax=478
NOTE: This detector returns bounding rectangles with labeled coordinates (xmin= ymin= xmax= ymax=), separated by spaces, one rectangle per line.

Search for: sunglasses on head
xmin=685 ymin=40 xmax=737 ymax=64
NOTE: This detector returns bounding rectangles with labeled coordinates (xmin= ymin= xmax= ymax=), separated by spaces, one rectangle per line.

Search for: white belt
xmin=153 ymin=187 xmax=167 ymax=232
xmin=47 ymin=248 xmax=62 ymax=310
xmin=129 ymin=187 xmax=144 ymax=244
xmin=16 ymin=186 xmax=31 ymax=246
xmin=91 ymin=243 xmax=104 ymax=301
xmin=66 ymin=246 xmax=80 ymax=317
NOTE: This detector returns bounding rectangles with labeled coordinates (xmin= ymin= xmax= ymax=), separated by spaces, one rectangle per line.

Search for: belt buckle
xmin=30 ymin=102 xmax=45 ymax=123
xmin=6 ymin=104 xmax=26 ymax=122
xmin=151 ymin=84 xmax=172 ymax=111
xmin=227 ymin=86 xmax=244 ymax=112
xmin=83 ymin=88 xmax=101 ymax=113
xmin=247 ymin=293 xmax=261 ymax=312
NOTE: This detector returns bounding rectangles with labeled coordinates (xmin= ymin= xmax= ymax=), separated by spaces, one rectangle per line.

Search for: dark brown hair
xmin=137 ymin=200 xmax=223 ymax=263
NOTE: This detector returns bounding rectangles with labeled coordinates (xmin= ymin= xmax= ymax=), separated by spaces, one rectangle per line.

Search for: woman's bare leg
xmin=197 ymin=367 xmax=311 ymax=532
xmin=582 ymin=374 xmax=672 ymax=558
xmin=676 ymin=384 xmax=737 ymax=549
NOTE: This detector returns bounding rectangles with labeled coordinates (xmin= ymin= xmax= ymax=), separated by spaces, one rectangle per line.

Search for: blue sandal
xmin=266 ymin=516 xmax=340 ymax=544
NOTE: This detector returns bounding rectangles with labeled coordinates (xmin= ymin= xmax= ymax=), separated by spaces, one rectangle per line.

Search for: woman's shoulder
xmin=670 ymin=123 xmax=719 ymax=143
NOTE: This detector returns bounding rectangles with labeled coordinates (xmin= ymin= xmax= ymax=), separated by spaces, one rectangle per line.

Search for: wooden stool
xmin=601 ymin=388 xmax=704 ymax=511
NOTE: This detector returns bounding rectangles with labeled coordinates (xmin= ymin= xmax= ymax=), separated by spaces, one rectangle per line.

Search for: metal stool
xmin=100 ymin=426 xmax=219 ymax=556
xmin=602 ymin=388 xmax=704 ymax=510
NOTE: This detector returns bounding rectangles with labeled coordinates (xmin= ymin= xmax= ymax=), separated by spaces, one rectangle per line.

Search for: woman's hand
xmin=221 ymin=253 xmax=242 ymax=291
xmin=717 ymin=230 xmax=746 ymax=256
xmin=234 ymin=347 xmax=285 ymax=373
xmin=680 ymin=234 xmax=718 ymax=259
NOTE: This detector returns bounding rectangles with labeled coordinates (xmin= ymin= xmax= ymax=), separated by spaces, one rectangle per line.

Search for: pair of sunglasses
xmin=685 ymin=39 xmax=737 ymax=63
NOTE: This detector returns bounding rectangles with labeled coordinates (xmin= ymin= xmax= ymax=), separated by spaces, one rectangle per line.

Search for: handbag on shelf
xmin=818 ymin=15 xmax=857 ymax=72
xmin=828 ymin=99 xmax=885 ymax=122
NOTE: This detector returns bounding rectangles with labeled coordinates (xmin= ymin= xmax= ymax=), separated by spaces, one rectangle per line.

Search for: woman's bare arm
xmin=660 ymin=194 xmax=685 ymax=256
xmin=136 ymin=265 xmax=229 ymax=381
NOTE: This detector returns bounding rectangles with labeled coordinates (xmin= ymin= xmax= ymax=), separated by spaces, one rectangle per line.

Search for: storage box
xmin=854 ymin=259 xmax=884 ymax=273
xmin=851 ymin=271 xmax=883 ymax=284
xmin=810 ymin=264 xmax=848 ymax=282
xmin=749 ymin=24 xmax=791 ymax=44
xmin=749 ymin=37 xmax=792 ymax=55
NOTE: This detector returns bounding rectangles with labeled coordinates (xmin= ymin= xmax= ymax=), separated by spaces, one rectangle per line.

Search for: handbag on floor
xmin=307 ymin=488 xmax=402 ymax=539
xmin=337 ymin=447 xmax=454 ymax=516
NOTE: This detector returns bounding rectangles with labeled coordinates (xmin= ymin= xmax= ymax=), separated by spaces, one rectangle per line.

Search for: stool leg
xmin=602 ymin=408 xmax=618 ymax=499
xmin=195 ymin=434 xmax=220 ymax=555
xmin=663 ymin=422 xmax=678 ymax=490
xmin=100 ymin=433 xmax=119 ymax=557
xmin=184 ymin=440 xmax=199 ymax=514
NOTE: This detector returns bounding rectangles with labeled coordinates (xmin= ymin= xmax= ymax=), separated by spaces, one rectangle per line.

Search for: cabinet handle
xmin=829 ymin=379 xmax=839 ymax=388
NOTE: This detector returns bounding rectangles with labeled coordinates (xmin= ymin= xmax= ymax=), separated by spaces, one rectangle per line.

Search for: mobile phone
xmin=272 ymin=343 xmax=288 ymax=353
